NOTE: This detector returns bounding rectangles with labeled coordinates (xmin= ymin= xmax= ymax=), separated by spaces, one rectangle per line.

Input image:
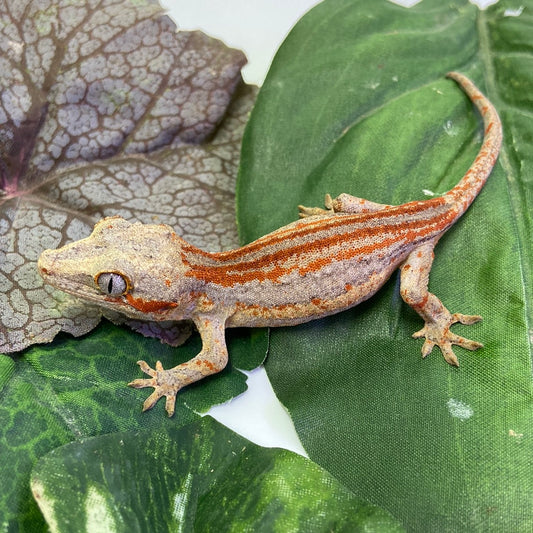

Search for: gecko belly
xmin=225 ymin=263 xmax=399 ymax=328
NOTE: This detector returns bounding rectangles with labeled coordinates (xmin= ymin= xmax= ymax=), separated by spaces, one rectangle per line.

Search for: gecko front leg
xmin=400 ymin=242 xmax=483 ymax=366
xmin=129 ymin=314 xmax=229 ymax=416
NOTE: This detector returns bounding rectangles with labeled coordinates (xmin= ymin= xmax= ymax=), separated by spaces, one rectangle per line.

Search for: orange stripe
xmin=184 ymin=209 xmax=455 ymax=287
xmin=215 ymin=206 xmax=450 ymax=271
xmin=125 ymin=294 xmax=178 ymax=313
xmin=182 ymin=197 xmax=447 ymax=265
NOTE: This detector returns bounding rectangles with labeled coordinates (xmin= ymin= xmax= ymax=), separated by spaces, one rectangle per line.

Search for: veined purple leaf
xmin=0 ymin=0 xmax=253 ymax=353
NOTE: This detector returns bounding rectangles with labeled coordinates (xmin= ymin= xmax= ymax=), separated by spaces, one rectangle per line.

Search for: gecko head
xmin=38 ymin=216 xmax=194 ymax=321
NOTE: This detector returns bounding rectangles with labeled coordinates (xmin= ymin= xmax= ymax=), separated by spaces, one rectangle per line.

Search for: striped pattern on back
xmin=181 ymin=197 xmax=453 ymax=290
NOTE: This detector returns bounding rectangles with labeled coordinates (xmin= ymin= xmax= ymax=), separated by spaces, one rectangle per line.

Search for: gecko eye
xmin=95 ymin=272 xmax=131 ymax=296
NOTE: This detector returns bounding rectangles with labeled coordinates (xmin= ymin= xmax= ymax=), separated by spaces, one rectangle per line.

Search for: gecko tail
xmin=443 ymin=72 xmax=502 ymax=214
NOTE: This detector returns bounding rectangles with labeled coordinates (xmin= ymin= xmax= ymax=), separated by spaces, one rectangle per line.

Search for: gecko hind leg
xmin=299 ymin=193 xmax=394 ymax=218
xmin=299 ymin=194 xmax=336 ymax=218
xmin=128 ymin=316 xmax=228 ymax=416
xmin=400 ymin=242 xmax=483 ymax=366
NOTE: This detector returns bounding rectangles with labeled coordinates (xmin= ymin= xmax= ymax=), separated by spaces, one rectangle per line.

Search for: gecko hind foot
xmin=128 ymin=360 xmax=179 ymax=417
xmin=413 ymin=313 xmax=483 ymax=366
xmin=298 ymin=194 xmax=334 ymax=218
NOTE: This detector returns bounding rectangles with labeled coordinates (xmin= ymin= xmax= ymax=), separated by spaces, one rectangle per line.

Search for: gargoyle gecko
xmin=38 ymin=72 xmax=502 ymax=416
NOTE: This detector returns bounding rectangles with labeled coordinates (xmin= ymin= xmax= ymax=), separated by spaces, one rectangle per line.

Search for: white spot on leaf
xmin=508 ymin=429 xmax=524 ymax=440
xmin=7 ymin=40 xmax=24 ymax=56
xmin=85 ymin=486 xmax=118 ymax=533
xmin=365 ymin=81 xmax=380 ymax=90
xmin=173 ymin=473 xmax=194 ymax=531
xmin=504 ymin=6 xmax=524 ymax=17
xmin=443 ymin=120 xmax=458 ymax=136
xmin=447 ymin=398 xmax=473 ymax=421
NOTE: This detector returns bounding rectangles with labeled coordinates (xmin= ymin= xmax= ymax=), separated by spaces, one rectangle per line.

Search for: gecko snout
xmin=37 ymin=248 xmax=54 ymax=277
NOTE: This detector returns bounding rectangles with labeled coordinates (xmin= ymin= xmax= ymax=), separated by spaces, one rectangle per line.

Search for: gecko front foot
xmin=413 ymin=313 xmax=483 ymax=366
xmin=128 ymin=360 xmax=181 ymax=417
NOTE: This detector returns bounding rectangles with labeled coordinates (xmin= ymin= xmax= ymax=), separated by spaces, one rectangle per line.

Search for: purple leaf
xmin=0 ymin=0 xmax=255 ymax=353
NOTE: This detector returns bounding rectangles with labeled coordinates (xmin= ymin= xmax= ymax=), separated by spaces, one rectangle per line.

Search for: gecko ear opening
xmin=95 ymin=272 xmax=132 ymax=296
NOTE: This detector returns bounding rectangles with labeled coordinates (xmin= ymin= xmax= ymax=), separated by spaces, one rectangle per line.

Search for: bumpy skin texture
xmin=38 ymin=73 xmax=502 ymax=416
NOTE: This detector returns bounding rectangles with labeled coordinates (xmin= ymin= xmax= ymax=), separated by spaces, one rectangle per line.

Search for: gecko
xmin=38 ymin=72 xmax=502 ymax=417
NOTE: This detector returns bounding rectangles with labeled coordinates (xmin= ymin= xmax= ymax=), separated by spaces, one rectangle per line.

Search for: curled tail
xmin=444 ymin=72 xmax=502 ymax=214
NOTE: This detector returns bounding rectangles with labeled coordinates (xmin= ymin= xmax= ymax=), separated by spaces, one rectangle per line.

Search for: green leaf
xmin=31 ymin=417 xmax=405 ymax=532
xmin=237 ymin=0 xmax=532 ymax=531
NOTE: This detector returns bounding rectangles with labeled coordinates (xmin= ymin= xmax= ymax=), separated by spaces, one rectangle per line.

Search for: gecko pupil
xmin=107 ymin=277 xmax=114 ymax=294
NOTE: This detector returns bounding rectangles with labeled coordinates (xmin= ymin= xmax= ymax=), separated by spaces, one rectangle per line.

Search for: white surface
xmin=206 ymin=368 xmax=308 ymax=456
xmin=162 ymin=0 xmax=499 ymax=453
xmin=162 ymin=2 xmax=498 ymax=84
xmin=162 ymin=0 xmax=322 ymax=85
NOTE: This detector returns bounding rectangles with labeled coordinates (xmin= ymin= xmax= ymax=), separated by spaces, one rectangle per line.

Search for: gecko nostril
xmin=37 ymin=250 xmax=52 ymax=275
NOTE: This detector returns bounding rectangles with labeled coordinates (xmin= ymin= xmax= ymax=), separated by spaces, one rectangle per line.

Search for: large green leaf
xmin=237 ymin=0 xmax=532 ymax=531
xmin=31 ymin=417 xmax=405 ymax=532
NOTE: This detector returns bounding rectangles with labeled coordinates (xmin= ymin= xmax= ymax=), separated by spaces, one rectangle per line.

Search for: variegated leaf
xmin=0 ymin=0 xmax=253 ymax=352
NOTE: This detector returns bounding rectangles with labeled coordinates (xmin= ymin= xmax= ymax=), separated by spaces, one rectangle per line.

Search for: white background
xmin=161 ymin=0 xmax=497 ymax=454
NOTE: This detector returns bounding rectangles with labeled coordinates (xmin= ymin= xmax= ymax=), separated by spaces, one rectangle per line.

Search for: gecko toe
xmin=452 ymin=313 xmax=482 ymax=326
xmin=298 ymin=205 xmax=331 ymax=218
xmin=450 ymin=333 xmax=483 ymax=351
xmin=440 ymin=344 xmax=460 ymax=367
xmin=165 ymin=394 xmax=177 ymax=417
xmin=136 ymin=360 xmax=157 ymax=377
xmin=128 ymin=378 xmax=154 ymax=389
xmin=142 ymin=390 xmax=163 ymax=412
xmin=420 ymin=339 xmax=436 ymax=358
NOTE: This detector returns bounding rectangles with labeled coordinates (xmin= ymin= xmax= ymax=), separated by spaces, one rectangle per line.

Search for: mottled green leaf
xmin=31 ymin=417 xmax=405 ymax=532
xmin=237 ymin=0 xmax=532 ymax=531
xmin=1 ymin=319 xmax=264 ymax=530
